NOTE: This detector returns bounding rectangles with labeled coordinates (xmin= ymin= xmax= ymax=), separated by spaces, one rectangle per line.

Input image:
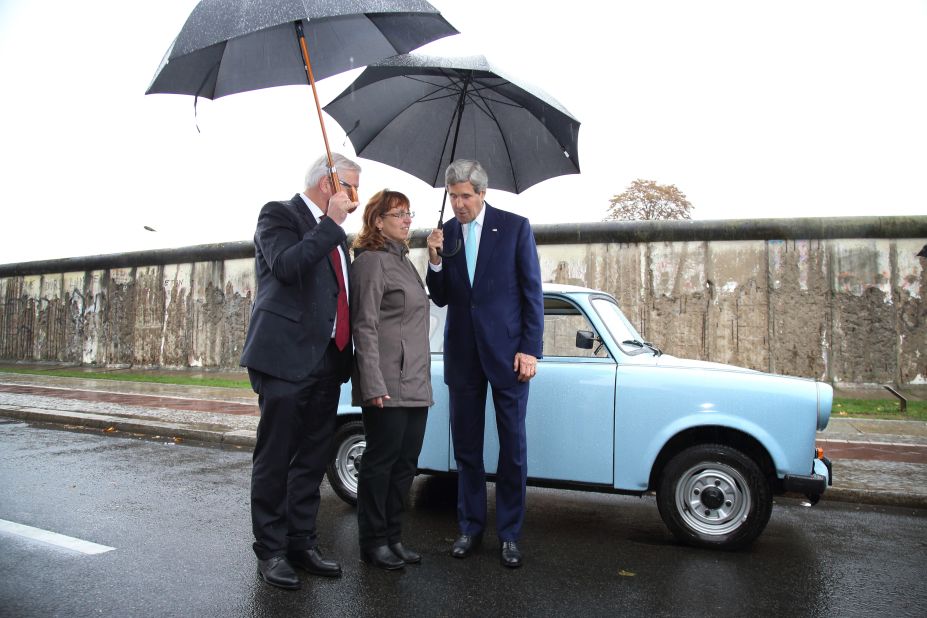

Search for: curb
xmin=821 ymin=487 xmax=927 ymax=510
xmin=0 ymin=406 xmax=256 ymax=448
xmin=3 ymin=407 xmax=925 ymax=511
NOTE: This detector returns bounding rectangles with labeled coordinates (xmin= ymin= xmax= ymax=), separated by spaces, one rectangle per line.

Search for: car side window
xmin=543 ymin=297 xmax=609 ymax=358
xmin=429 ymin=302 xmax=446 ymax=353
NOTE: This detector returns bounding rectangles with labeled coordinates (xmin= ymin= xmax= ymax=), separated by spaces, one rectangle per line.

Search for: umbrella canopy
xmin=146 ymin=0 xmax=458 ymax=99
xmin=323 ymin=53 xmax=581 ymax=195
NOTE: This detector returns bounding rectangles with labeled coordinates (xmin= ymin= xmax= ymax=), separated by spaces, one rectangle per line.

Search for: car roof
xmin=542 ymin=282 xmax=599 ymax=295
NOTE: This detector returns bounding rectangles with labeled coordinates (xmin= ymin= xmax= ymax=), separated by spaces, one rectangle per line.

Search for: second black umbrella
xmin=324 ymin=53 xmax=581 ymax=224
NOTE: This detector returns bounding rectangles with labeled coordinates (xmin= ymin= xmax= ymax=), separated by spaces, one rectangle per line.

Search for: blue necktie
xmin=466 ymin=222 xmax=478 ymax=284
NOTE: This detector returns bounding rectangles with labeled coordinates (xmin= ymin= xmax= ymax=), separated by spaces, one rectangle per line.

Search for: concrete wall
xmin=1 ymin=217 xmax=925 ymax=386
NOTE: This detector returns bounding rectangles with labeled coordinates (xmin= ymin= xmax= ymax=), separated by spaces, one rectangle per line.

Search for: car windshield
xmin=590 ymin=296 xmax=654 ymax=355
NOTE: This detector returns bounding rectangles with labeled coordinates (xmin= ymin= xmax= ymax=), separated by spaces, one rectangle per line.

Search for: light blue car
xmin=327 ymin=283 xmax=833 ymax=549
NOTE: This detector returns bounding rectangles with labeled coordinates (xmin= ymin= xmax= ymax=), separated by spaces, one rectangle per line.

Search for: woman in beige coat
xmin=350 ymin=189 xmax=432 ymax=570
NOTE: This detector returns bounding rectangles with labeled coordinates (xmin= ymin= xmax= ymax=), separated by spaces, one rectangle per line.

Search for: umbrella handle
xmin=435 ymin=217 xmax=463 ymax=258
xmin=438 ymin=239 xmax=463 ymax=258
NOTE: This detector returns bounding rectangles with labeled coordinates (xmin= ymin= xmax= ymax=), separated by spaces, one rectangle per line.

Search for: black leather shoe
xmin=361 ymin=545 xmax=405 ymax=570
xmin=451 ymin=533 xmax=483 ymax=559
xmin=257 ymin=556 xmax=300 ymax=590
xmin=287 ymin=548 xmax=342 ymax=578
xmin=389 ymin=542 xmax=421 ymax=564
xmin=500 ymin=541 xmax=523 ymax=568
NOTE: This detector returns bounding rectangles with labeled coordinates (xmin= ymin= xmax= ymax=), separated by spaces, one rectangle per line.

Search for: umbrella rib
xmin=352 ymin=70 xmax=550 ymax=193
xmin=464 ymin=84 xmax=525 ymax=109
xmin=377 ymin=75 xmax=467 ymax=109
xmin=356 ymin=76 xmax=456 ymax=147
xmin=429 ymin=71 xmax=470 ymax=187
xmin=357 ymin=71 xmax=475 ymax=187
xmin=389 ymin=74 xmax=527 ymax=112
xmin=397 ymin=74 xmax=524 ymax=109
xmin=467 ymin=85 xmax=521 ymax=192
xmin=352 ymin=74 xmax=462 ymax=188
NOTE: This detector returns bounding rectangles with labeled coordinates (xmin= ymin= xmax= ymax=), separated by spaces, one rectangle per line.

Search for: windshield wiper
xmin=622 ymin=339 xmax=663 ymax=356
xmin=644 ymin=341 xmax=663 ymax=356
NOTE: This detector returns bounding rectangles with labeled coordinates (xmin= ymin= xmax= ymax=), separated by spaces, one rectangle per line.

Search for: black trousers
xmin=356 ymin=405 xmax=428 ymax=550
xmin=248 ymin=342 xmax=351 ymax=560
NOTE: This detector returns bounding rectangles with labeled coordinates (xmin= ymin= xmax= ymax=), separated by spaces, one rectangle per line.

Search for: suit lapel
xmin=292 ymin=194 xmax=316 ymax=234
xmin=472 ymin=204 xmax=499 ymax=287
xmin=445 ymin=219 xmax=469 ymax=286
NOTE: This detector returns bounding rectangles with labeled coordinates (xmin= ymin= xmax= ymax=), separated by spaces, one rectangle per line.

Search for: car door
xmin=474 ymin=295 xmax=617 ymax=485
xmin=417 ymin=303 xmax=450 ymax=473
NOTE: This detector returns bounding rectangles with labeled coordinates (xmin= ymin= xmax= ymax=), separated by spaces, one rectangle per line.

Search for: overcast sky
xmin=0 ymin=0 xmax=924 ymax=265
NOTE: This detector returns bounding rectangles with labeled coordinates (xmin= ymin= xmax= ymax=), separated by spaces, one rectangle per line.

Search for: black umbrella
xmin=323 ymin=53 xmax=581 ymax=235
xmin=146 ymin=0 xmax=458 ymax=201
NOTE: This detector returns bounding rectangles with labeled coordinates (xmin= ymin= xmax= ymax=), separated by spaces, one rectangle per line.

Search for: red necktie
xmin=330 ymin=246 xmax=350 ymax=350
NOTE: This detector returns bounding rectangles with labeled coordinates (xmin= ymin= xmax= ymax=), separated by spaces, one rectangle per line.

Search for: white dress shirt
xmin=429 ymin=205 xmax=486 ymax=273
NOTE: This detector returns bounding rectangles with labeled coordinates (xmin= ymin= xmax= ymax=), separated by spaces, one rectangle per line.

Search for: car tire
xmin=656 ymin=443 xmax=772 ymax=550
xmin=326 ymin=420 xmax=365 ymax=506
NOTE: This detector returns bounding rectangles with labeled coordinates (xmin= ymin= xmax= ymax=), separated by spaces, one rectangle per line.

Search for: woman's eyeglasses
xmin=382 ymin=211 xmax=415 ymax=219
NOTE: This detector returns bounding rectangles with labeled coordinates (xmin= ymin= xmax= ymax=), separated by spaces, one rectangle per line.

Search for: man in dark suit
xmin=425 ymin=159 xmax=544 ymax=568
xmin=240 ymin=153 xmax=361 ymax=590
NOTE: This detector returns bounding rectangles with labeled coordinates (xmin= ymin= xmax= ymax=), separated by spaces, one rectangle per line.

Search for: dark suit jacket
xmin=426 ymin=204 xmax=544 ymax=390
xmin=240 ymin=193 xmax=352 ymax=383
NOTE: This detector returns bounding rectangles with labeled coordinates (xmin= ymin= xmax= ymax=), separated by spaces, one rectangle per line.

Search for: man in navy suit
xmin=426 ymin=159 xmax=544 ymax=568
xmin=240 ymin=153 xmax=360 ymax=589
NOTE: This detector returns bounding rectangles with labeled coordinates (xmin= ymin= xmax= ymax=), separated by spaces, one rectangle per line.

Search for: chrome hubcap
xmin=335 ymin=435 xmax=365 ymax=496
xmin=675 ymin=461 xmax=751 ymax=536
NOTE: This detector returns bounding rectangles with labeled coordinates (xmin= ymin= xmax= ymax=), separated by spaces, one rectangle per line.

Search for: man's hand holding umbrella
xmin=426 ymin=228 xmax=444 ymax=265
xmin=324 ymin=178 xmax=360 ymax=225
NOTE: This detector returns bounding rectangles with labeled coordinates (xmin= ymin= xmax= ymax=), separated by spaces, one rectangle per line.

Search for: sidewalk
xmin=1 ymin=368 xmax=925 ymax=509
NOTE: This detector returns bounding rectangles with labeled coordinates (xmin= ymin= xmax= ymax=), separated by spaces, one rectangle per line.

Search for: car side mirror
xmin=576 ymin=330 xmax=596 ymax=349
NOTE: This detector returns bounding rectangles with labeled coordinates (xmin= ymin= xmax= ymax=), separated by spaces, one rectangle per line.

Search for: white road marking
xmin=0 ymin=519 xmax=115 ymax=554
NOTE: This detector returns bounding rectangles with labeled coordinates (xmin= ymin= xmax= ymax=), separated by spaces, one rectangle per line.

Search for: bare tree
xmin=605 ymin=179 xmax=694 ymax=221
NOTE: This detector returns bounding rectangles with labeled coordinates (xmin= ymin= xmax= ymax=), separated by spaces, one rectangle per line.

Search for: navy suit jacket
xmin=240 ymin=194 xmax=352 ymax=383
xmin=426 ymin=204 xmax=544 ymax=389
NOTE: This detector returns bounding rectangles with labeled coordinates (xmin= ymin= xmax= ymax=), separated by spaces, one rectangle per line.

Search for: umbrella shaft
xmin=294 ymin=21 xmax=341 ymax=196
xmin=436 ymin=73 xmax=471 ymax=227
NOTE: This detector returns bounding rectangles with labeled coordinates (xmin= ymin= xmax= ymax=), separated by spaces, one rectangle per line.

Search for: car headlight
xmin=816 ymin=382 xmax=833 ymax=430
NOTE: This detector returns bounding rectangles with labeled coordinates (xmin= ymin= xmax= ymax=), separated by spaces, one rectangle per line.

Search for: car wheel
xmin=656 ymin=443 xmax=772 ymax=550
xmin=326 ymin=420 xmax=364 ymax=506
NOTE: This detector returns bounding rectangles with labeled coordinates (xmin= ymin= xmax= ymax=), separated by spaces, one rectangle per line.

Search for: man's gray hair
xmin=304 ymin=153 xmax=362 ymax=189
xmin=445 ymin=159 xmax=488 ymax=194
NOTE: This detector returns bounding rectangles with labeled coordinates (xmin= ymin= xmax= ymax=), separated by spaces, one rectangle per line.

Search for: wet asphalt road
xmin=1 ymin=420 xmax=925 ymax=618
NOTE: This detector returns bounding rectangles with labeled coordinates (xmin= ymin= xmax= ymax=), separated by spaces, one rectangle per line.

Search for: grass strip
xmin=0 ymin=368 xmax=251 ymax=390
xmin=1 ymin=367 xmax=924 ymax=420
xmin=831 ymin=398 xmax=927 ymax=422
